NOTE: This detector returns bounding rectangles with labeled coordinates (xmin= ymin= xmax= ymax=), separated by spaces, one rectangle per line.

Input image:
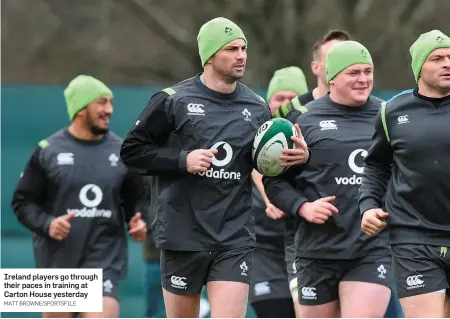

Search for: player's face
xmin=332 ymin=64 xmax=373 ymax=105
xmin=269 ymin=90 xmax=298 ymax=114
xmin=211 ymin=39 xmax=247 ymax=82
xmin=85 ymin=95 xmax=113 ymax=135
xmin=420 ymin=48 xmax=450 ymax=92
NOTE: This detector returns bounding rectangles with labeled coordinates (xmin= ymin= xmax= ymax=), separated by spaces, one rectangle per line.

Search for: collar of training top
xmin=194 ymin=73 xmax=241 ymax=101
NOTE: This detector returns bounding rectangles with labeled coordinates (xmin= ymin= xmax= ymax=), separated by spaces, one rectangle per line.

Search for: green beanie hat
xmin=266 ymin=67 xmax=309 ymax=102
xmin=197 ymin=17 xmax=247 ymax=66
xmin=326 ymin=41 xmax=373 ymax=84
xmin=64 ymin=75 xmax=113 ymax=121
xmin=410 ymin=29 xmax=450 ymax=82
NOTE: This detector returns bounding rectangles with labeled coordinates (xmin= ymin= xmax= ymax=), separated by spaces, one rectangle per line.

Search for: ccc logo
xmin=187 ymin=103 xmax=204 ymax=114
xmin=406 ymin=275 xmax=423 ymax=286
xmin=171 ymin=276 xmax=187 ymax=286
xmin=301 ymin=287 xmax=316 ymax=297
xmin=319 ymin=120 xmax=337 ymax=130
xmin=398 ymin=115 xmax=409 ymax=123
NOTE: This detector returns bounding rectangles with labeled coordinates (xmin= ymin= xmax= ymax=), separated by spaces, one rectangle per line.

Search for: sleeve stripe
xmin=38 ymin=140 xmax=49 ymax=149
xmin=381 ymin=101 xmax=390 ymax=142
xmin=291 ymin=96 xmax=308 ymax=114
xmin=162 ymin=88 xmax=176 ymax=96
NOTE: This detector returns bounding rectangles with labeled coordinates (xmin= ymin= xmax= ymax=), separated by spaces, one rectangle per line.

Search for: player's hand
xmin=186 ymin=149 xmax=218 ymax=173
xmin=280 ymin=124 xmax=309 ymax=167
xmin=48 ymin=212 xmax=76 ymax=241
xmin=298 ymin=196 xmax=339 ymax=224
xmin=265 ymin=203 xmax=286 ymax=220
xmin=361 ymin=209 xmax=388 ymax=236
xmin=129 ymin=212 xmax=147 ymax=242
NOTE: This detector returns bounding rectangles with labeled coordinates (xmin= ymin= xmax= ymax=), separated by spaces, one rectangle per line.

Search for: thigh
xmin=208 ymin=246 xmax=254 ymax=284
xmin=400 ymin=292 xmax=446 ymax=318
xmin=392 ymin=244 xmax=448 ymax=298
xmin=163 ymin=287 xmax=201 ymax=318
xmin=339 ymin=281 xmax=391 ymax=317
xmin=252 ymin=298 xmax=295 ymax=318
xmin=296 ymin=257 xmax=342 ymax=306
xmin=160 ymin=249 xmax=209 ymax=295
xmin=207 ymin=280 xmax=249 ymax=318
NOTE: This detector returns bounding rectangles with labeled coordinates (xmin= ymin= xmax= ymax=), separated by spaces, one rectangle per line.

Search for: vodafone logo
xmin=211 ymin=141 xmax=233 ymax=167
xmin=197 ymin=141 xmax=241 ymax=180
xmin=335 ymin=149 xmax=367 ymax=185
xmin=79 ymin=184 xmax=103 ymax=207
xmin=67 ymin=184 xmax=111 ymax=218
xmin=348 ymin=149 xmax=368 ymax=174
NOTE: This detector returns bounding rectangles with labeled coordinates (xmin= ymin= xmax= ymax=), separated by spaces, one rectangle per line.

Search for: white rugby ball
xmin=252 ymin=118 xmax=298 ymax=176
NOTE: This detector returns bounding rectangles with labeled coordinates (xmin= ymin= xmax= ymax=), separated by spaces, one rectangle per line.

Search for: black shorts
xmin=296 ymin=254 xmax=392 ymax=305
xmin=391 ymin=243 xmax=450 ymax=298
xmin=160 ymin=247 xmax=253 ymax=295
xmin=249 ymin=248 xmax=291 ymax=303
xmin=101 ymin=269 xmax=120 ymax=301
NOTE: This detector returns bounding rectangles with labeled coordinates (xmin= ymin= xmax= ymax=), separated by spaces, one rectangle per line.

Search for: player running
xmin=359 ymin=29 xmax=450 ymax=318
xmin=263 ymin=41 xmax=392 ymax=318
xmin=11 ymin=75 xmax=148 ymax=318
xmin=120 ymin=17 xmax=309 ymax=318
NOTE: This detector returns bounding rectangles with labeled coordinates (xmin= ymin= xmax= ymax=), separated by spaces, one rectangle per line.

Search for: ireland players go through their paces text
xmin=0 ymin=269 xmax=103 ymax=313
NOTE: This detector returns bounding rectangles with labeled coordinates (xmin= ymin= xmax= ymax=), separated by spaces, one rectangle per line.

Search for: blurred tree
xmin=2 ymin=0 xmax=450 ymax=90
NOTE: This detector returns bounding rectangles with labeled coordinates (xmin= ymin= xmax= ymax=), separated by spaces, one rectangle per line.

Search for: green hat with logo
xmin=266 ymin=66 xmax=309 ymax=102
xmin=197 ymin=17 xmax=247 ymax=66
xmin=410 ymin=29 xmax=450 ymax=82
xmin=326 ymin=41 xmax=373 ymax=84
xmin=64 ymin=75 xmax=113 ymax=121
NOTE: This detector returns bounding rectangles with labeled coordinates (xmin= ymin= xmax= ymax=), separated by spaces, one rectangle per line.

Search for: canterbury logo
xmin=187 ymin=103 xmax=205 ymax=116
xmin=406 ymin=275 xmax=424 ymax=287
xmin=398 ymin=115 xmax=409 ymax=124
xmin=301 ymin=287 xmax=317 ymax=298
xmin=170 ymin=276 xmax=187 ymax=287
xmin=319 ymin=120 xmax=337 ymax=130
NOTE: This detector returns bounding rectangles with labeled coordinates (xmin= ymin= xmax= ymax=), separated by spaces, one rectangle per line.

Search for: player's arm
xmin=120 ymin=91 xmax=188 ymax=176
xmin=120 ymin=170 xmax=149 ymax=241
xmin=252 ymin=170 xmax=286 ymax=219
xmin=262 ymin=167 xmax=309 ymax=219
xmin=358 ymin=109 xmax=393 ymax=216
xmin=120 ymin=170 xmax=148 ymax=224
xmin=11 ymin=146 xmax=54 ymax=239
xmin=273 ymin=96 xmax=307 ymax=124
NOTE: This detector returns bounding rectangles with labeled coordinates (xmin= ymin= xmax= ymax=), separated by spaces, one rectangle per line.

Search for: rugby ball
xmin=252 ymin=118 xmax=298 ymax=176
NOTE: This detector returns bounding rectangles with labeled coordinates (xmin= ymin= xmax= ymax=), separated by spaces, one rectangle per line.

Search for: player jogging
xmin=11 ymin=75 xmax=148 ymax=318
xmin=263 ymin=41 xmax=392 ymax=318
xmin=120 ymin=17 xmax=309 ymax=318
xmin=359 ymin=29 xmax=450 ymax=318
